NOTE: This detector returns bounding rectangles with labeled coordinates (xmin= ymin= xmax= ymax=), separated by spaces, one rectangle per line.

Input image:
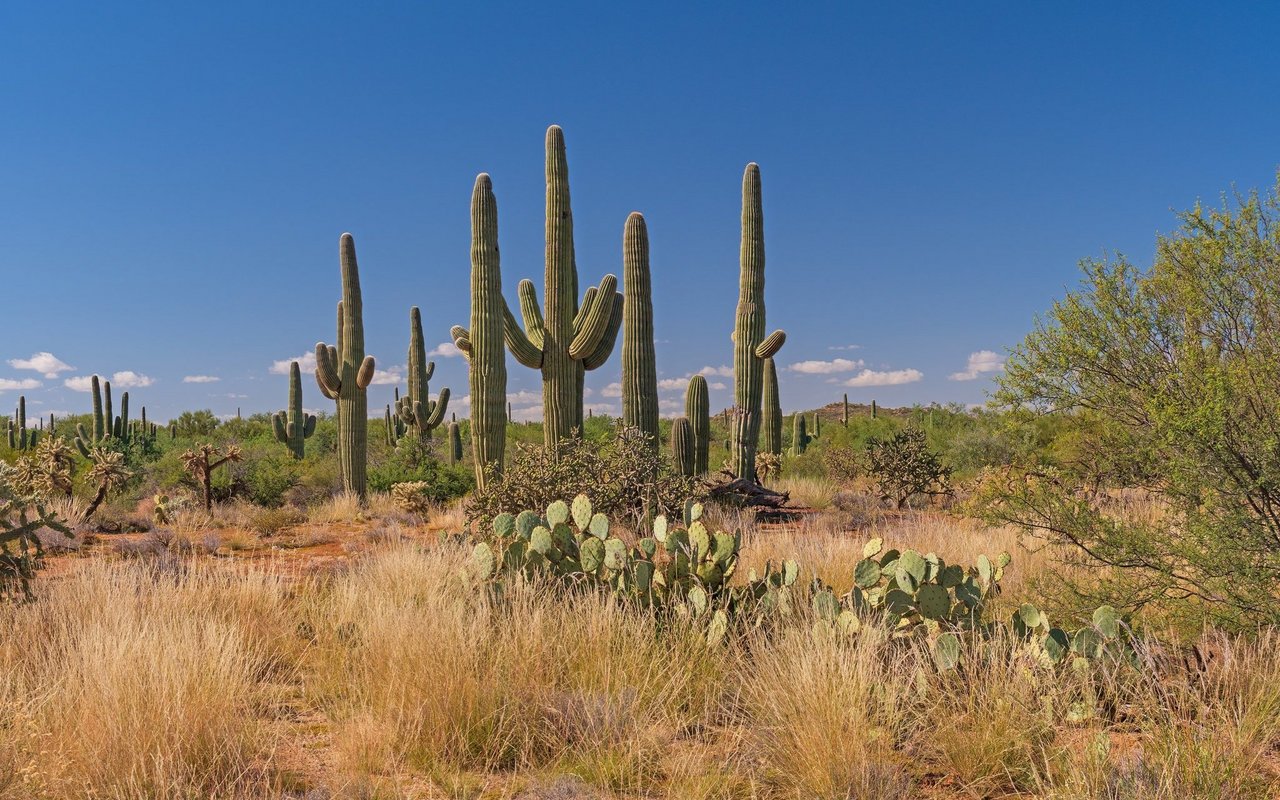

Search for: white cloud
xmin=64 ymin=371 xmax=154 ymax=392
xmin=9 ymin=352 xmax=74 ymax=378
xmin=657 ymin=378 xmax=689 ymax=391
xmin=270 ymin=352 xmax=316 ymax=375
xmin=841 ymin=368 xmax=923 ymax=387
xmin=0 ymin=378 xmax=41 ymax=392
xmin=827 ymin=344 xmax=862 ymax=351
xmin=109 ymin=371 xmax=154 ymax=389
xmin=427 ymin=342 xmax=463 ymax=358
xmin=709 ymin=382 xmax=727 ymax=391
xmin=602 ymin=382 xmax=622 ymax=398
xmin=225 ymin=393 xmax=248 ymax=399
xmin=787 ymin=357 xmax=865 ymax=375
xmin=696 ymin=365 xmax=733 ymax=378
xmin=183 ymin=375 xmax=220 ymax=384
xmin=949 ymin=350 xmax=1004 ymax=381
xmin=370 ymin=368 xmax=403 ymax=386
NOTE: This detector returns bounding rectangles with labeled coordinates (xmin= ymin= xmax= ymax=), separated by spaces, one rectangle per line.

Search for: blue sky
xmin=3 ymin=2 xmax=1279 ymax=422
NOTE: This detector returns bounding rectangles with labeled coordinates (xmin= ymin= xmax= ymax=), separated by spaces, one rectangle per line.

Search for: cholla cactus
xmin=0 ymin=468 xmax=71 ymax=601
xmin=181 ymin=443 xmax=242 ymax=512
xmin=82 ymin=448 xmax=132 ymax=522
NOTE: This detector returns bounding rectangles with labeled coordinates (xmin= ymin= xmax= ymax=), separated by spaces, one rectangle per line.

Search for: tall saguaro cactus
xmin=273 ymin=360 xmax=316 ymax=459
xmin=843 ymin=393 xmax=849 ymax=426
xmin=730 ymin=163 xmax=786 ymax=481
xmin=671 ymin=417 xmax=694 ymax=477
xmin=91 ymin=375 xmax=105 ymax=441
xmin=791 ymin=413 xmax=809 ymax=456
xmin=621 ymin=211 xmax=659 ymax=446
xmin=451 ymin=174 xmax=508 ymax=491
xmin=447 ymin=421 xmax=463 ymax=466
xmin=502 ymin=126 xmax=624 ymax=451
xmin=103 ymin=381 xmax=113 ymax=439
xmin=316 ymin=233 xmax=376 ymax=498
xmin=686 ymin=375 xmax=709 ymax=476
xmin=761 ymin=357 xmax=782 ymax=456
xmin=398 ymin=307 xmax=450 ymax=441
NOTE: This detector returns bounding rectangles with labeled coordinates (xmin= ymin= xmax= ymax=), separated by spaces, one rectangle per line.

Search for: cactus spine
xmin=686 ymin=375 xmax=709 ymax=476
xmin=398 ymin=307 xmax=450 ymax=441
xmin=761 ymin=357 xmax=782 ymax=456
xmin=447 ymin=421 xmax=463 ymax=466
xmin=273 ymin=360 xmax=316 ymax=459
xmin=671 ymin=416 xmax=694 ymax=476
xmin=730 ymin=163 xmax=786 ymax=481
xmin=621 ymin=211 xmax=659 ymax=446
xmin=316 ymin=234 xmax=376 ymax=498
xmin=502 ymin=126 xmax=624 ymax=452
xmin=451 ymin=174 xmax=507 ymax=491
xmin=791 ymin=413 xmax=808 ymax=456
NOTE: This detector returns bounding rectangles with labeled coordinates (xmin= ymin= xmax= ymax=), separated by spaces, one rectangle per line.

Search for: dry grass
xmin=0 ymin=559 xmax=294 ymax=799
xmin=2 ymin=509 xmax=1278 ymax=798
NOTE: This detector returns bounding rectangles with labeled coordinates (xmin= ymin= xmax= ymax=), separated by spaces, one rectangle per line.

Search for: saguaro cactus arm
xmin=756 ymin=330 xmax=787 ymax=359
xmin=315 ymin=343 xmax=342 ymax=395
xmin=582 ymin=292 xmax=624 ymax=370
xmin=568 ymin=274 xmax=621 ymax=359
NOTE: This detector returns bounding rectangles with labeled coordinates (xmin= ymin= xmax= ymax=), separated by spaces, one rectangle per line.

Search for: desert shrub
xmin=864 ymin=426 xmax=952 ymax=509
xmin=367 ymin=437 xmax=473 ymax=499
xmin=977 ymin=180 xmax=1280 ymax=629
xmin=233 ymin=449 xmax=299 ymax=508
xmin=174 ymin=409 xmax=220 ymax=438
xmin=246 ymin=505 xmax=305 ymax=536
xmin=467 ymin=425 xmax=698 ymax=530
xmin=823 ymin=444 xmax=860 ymax=484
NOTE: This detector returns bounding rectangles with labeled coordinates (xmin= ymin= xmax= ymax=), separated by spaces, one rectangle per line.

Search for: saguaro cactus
xmin=686 ymin=375 xmax=710 ymax=476
xmin=273 ymin=360 xmax=316 ymax=459
xmin=843 ymin=393 xmax=849 ymax=426
xmin=115 ymin=392 xmax=129 ymax=443
xmin=502 ymin=126 xmax=624 ymax=451
xmin=316 ymin=233 xmax=376 ymax=498
xmin=90 ymin=375 xmax=105 ymax=442
xmin=730 ymin=163 xmax=786 ymax=481
xmin=103 ymin=381 xmax=113 ymax=439
xmin=15 ymin=397 xmax=27 ymax=451
xmin=621 ymin=211 xmax=659 ymax=446
xmin=872 ymin=399 xmax=878 ymax=419
xmin=398 ymin=307 xmax=450 ymax=441
xmin=447 ymin=421 xmax=463 ymax=466
xmin=791 ymin=413 xmax=809 ymax=456
xmin=761 ymin=357 xmax=782 ymax=456
xmin=813 ymin=413 xmax=821 ymax=439
xmin=451 ymin=174 xmax=508 ymax=491
xmin=671 ymin=416 xmax=694 ymax=476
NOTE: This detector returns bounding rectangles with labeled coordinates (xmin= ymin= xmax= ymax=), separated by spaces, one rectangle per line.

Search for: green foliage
xmin=864 ymin=426 xmax=952 ymax=509
xmin=367 ymin=436 xmax=473 ymax=499
xmin=979 ymin=179 xmax=1280 ymax=629
xmin=175 ymin=409 xmax=220 ymax=438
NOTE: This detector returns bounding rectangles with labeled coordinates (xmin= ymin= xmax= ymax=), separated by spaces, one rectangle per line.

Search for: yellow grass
xmin=2 ymin=510 xmax=1277 ymax=798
